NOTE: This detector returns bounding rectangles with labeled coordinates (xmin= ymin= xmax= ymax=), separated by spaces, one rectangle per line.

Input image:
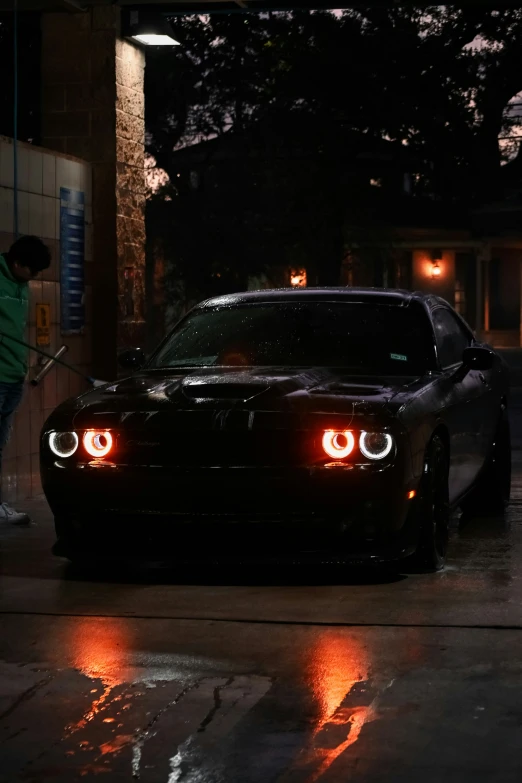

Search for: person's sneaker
xmin=0 ymin=502 xmax=31 ymax=525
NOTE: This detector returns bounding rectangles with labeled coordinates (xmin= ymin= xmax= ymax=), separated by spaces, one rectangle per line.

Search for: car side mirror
xmin=462 ymin=346 xmax=495 ymax=372
xmin=118 ymin=347 xmax=145 ymax=371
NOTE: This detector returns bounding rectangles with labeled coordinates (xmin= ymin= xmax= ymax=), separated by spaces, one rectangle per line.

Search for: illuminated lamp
xmin=49 ymin=431 xmax=78 ymax=458
xmin=359 ymin=432 xmax=393 ymax=460
xmin=290 ymin=269 xmax=307 ymax=287
xmin=83 ymin=431 xmax=113 ymax=458
xmin=122 ymin=9 xmax=180 ymax=47
xmin=431 ymin=249 xmax=443 ymax=279
xmin=322 ymin=430 xmax=355 ymax=459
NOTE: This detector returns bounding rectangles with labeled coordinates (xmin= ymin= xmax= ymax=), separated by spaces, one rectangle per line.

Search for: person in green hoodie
xmin=0 ymin=236 xmax=51 ymax=524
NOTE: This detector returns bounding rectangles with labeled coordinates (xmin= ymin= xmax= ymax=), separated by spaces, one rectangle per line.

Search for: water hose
xmin=13 ymin=0 xmax=19 ymax=238
xmin=0 ymin=331 xmax=105 ymax=387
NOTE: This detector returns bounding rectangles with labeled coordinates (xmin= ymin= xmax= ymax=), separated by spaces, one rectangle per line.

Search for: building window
xmin=455 ymin=253 xmax=476 ymax=330
xmin=455 ymin=278 xmax=466 ymax=319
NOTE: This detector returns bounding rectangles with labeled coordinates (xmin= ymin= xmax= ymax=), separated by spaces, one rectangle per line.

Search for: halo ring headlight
xmin=83 ymin=430 xmax=113 ymax=458
xmin=49 ymin=431 xmax=79 ymax=458
xmin=359 ymin=432 xmax=393 ymax=460
xmin=322 ymin=430 xmax=355 ymax=459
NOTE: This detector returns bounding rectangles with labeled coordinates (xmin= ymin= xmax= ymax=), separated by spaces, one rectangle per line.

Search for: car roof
xmin=198 ymin=287 xmax=444 ymax=309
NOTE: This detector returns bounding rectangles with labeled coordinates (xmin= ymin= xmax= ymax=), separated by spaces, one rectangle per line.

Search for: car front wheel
xmin=410 ymin=435 xmax=450 ymax=572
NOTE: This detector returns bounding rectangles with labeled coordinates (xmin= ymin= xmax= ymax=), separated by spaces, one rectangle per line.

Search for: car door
xmin=432 ymin=307 xmax=489 ymax=504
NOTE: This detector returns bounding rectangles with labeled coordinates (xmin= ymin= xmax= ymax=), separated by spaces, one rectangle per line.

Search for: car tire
xmin=52 ymin=534 xmax=83 ymax=564
xmin=460 ymin=406 xmax=511 ymax=517
xmin=54 ymin=538 xmax=110 ymax=577
xmin=410 ymin=435 xmax=450 ymax=572
xmin=53 ymin=520 xmax=91 ymax=568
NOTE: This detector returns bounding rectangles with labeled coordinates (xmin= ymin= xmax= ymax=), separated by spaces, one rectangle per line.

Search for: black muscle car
xmin=41 ymin=288 xmax=511 ymax=570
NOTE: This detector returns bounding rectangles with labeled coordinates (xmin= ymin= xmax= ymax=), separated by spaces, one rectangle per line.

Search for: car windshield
xmin=149 ymin=300 xmax=435 ymax=375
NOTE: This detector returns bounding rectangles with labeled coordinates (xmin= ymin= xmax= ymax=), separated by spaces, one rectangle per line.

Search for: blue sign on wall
xmin=60 ymin=187 xmax=85 ymax=335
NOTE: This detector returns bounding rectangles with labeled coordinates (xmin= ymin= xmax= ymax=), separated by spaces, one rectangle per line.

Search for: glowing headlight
xmin=359 ymin=432 xmax=393 ymax=460
xmin=83 ymin=430 xmax=113 ymax=458
xmin=49 ymin=431 xmax=79 ymax=458
xmin=322 ymin=430 xmax=355 ymax=459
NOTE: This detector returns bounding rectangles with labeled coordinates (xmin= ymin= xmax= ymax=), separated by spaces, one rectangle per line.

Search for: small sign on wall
xmin=36 ymin=303 xmax=51 ymax=346
xmin=60 ymin=187 xmax=85 ymax=335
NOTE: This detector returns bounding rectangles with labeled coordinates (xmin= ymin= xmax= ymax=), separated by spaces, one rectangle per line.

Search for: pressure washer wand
xmin=0 ymin=331 xmax=106 ymax=387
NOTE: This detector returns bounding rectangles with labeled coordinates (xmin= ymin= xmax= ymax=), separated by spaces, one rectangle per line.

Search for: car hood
xmin=53 ymin=367 xmax=431 ymax=430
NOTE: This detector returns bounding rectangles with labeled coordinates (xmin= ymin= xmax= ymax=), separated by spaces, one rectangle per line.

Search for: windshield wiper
xmin=153 ymin=356 xmax=217 ymax=368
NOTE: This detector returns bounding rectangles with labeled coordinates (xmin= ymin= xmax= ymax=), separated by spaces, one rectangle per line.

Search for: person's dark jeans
xmin=0 ymin=381 xmax=25 ymax=502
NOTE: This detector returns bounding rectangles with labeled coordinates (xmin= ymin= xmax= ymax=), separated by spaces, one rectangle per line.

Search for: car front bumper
xmin=43 ymin=460 xmax=421 ymax=564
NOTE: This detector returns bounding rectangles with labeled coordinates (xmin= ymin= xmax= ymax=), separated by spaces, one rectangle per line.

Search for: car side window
xmin=433 ymin=308 xmax=472 ymax=368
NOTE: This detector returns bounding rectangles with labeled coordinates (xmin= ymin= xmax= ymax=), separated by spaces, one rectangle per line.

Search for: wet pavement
xmin=2 ymin=412 xmax=522 ymax=781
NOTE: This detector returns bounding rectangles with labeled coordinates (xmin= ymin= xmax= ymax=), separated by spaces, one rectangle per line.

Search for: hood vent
xmin=181 ymin=383 xmax=269 ymax=401
xmin=103 ymin=377 xmax=156 ymax=395
xmin=310 ymin=383 xmax=384 ymax=396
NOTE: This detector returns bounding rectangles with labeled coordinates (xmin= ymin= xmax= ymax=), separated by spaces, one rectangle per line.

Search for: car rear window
xmin=149 ymin=300 xmax=436 ymax=375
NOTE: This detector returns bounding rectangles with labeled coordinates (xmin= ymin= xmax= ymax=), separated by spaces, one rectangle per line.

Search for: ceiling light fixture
xmin=122 ymin=10 xmax=180 ymax=47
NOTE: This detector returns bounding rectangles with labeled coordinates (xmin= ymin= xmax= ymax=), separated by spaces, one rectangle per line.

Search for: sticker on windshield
xmin=390 ymin=353 xmax=407 ymax=362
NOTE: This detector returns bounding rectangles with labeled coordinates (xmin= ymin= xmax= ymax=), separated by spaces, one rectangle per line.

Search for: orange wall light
xmin=290 ymin=268 xmax=307 ymax=287
xmin=430 ymin=249 xmax=443 ymax=279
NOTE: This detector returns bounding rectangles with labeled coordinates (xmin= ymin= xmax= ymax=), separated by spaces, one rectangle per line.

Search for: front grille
xmin=69 ymin=512 xmax=364 ymax=554
xmin=51 ymin=463 xmax=376 ymax=517
xmin=113 ymin=429 xmax=314 ymax=467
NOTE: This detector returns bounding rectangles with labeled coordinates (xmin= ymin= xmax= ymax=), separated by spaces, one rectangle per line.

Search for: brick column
xmin=41 ymin=7 xmax=146 ymax=380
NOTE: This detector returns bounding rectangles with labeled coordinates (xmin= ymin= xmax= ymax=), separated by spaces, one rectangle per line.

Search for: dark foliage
xmin=146 ymin=8 xmax=522 ymax=304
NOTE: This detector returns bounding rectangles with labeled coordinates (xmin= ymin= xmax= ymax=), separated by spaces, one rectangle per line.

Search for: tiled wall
xmin=0 ymin=137 xmax=93 ymax=502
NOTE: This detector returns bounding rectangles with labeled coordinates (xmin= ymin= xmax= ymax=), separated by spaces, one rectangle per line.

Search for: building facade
xmin=345 ymin=232 xmax=522 ymax=348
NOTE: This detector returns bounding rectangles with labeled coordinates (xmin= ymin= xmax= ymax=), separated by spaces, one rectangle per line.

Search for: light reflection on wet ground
xmin=307 ymin=632 xmax=370 ymax=729
xmin=283 ymin=631 xmax=378 ymax=782
xmin=3 ymin=618 xmax=522 ymax=781
xmin=2 ymin=458 xmax=522 ymax=780
xmin=65 ymin=617 xmax=131 ymax=732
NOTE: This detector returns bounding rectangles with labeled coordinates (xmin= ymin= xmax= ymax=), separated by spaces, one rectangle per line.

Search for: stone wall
xmin=41 ymin=7 xmax=146 ymax=380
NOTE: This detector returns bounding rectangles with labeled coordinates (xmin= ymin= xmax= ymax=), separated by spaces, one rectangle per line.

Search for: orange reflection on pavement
xmin=307 ymin=631 xmax=370 ymax=731
xmin=281 ymin=630 xmax=378 ymax=783
xmin=309 ymin=703 xmax=379 ymax=782
xmin=65 ymin=618 xmax=131 ymax=733
xmin=99 ymin=734 xmax=135 ymax=756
